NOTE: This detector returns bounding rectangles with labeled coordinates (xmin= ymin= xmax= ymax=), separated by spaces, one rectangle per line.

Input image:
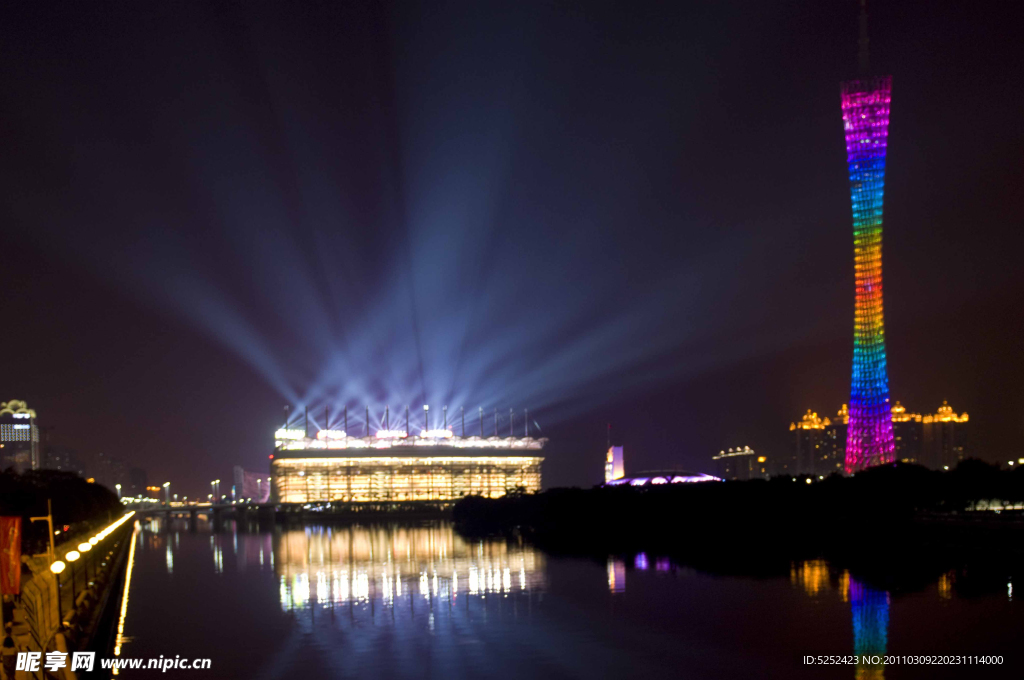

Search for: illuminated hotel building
xmin=824 ymin=404 xmax=849 ymax=473
xmin=922 ymin=401 xmax=968 ymax=470
xmin=803 ymin=401 xmax=967 ymax=472
xmin=788 ymin=411 xmax=838 ymax=476
xmin=890 ymin=401 xmax=923 ymax=463
xmin=271 ymin=407 xmax=545 ymax=504
xmin=0 ymin=399 xmax=40 ymax=472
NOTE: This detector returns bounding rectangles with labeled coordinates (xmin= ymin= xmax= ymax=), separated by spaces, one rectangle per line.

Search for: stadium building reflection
xmin=271 ymin=523 xmax=544 ymax=613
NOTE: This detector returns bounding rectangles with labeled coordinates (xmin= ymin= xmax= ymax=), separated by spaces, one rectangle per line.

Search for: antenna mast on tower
xmin=858 ymin=0 xmax=870 ymax=75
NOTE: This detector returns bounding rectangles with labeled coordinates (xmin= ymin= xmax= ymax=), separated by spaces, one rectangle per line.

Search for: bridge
xmin=130 ymin=499 xmax=454 ymax=526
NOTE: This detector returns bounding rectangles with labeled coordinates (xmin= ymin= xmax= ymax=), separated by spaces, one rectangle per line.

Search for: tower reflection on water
xmin=792 ymin=560 xmax=890 ymax=679
xmin=849 ymin=578 xmax=889 ymax=680
xmin=611 ymin=557 xmax=893 ymax=679
xmin=262 ymin=524 xmax=544 ymax=613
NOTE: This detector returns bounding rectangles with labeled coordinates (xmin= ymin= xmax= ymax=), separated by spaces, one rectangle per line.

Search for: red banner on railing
xmin=0 ymin=516 xmax=22 ymax=595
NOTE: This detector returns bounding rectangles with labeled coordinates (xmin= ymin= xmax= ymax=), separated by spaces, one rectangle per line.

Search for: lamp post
xmin=78 ymin=542 xmax=93 ymax=584
xmin=88 ymin=537 xmax=98 ymax=580
xmin=50 ymin=560 xmax=66 ymax=624
xmin=66 ymin=551 xmax=80 ymax=607
xmin=29 ymin=499 xmax=56 ymax=563
xmin=115 ymin=483 xmax=121 ymax=499
xmin=163 ymin=482 xmax=170 ymax=505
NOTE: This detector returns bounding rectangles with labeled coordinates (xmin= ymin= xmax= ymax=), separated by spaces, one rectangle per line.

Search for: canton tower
xmin=842 ymin=0 xmax=894 ymax=473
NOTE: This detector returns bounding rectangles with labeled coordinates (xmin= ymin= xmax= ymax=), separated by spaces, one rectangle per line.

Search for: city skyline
xmin=2 ymin=4 xmax=1022 ymax=678
xmin=2 ymin=1 xmax=1023 ymax=494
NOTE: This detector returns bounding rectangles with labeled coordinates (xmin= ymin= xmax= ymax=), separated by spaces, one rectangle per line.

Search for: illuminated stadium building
xmin=604 ymin=471 xmax=719 ymax=487
xmin=271 ymin=406 xmax=545 ymax=504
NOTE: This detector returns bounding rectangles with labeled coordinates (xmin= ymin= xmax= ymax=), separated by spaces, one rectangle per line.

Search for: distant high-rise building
xmin=789 ymin=411 xmax=832 ymax=476
xmin=0 ymin=400 xmax=40 ymax=472
xmin=823 ymin=405 xmax=849 ymax=475
xmin=890 ymin=401 xmax=923 ymax=463
xmin=94 ymin=451 xmax=128 ymax=491
xmin=712 ymin=446 xmax=768 ymax=481
xmin=806 ymin=401 xmax=966 ymax=472
xmin=44 ymin=445 xmax=86 ymax=476
xmin=842 ymin=2 xmax=896 ymax=473
xmin=922 ymin=401 xmax=968 ymax=470
xmin=604 ymin=446 xmax=624 ymax=483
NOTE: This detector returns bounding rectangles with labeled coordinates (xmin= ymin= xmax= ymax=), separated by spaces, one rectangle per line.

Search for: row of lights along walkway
xmin=48 ymin=511 xmax=136 ymax=624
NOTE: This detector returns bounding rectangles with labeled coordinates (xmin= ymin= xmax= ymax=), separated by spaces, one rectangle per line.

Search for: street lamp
xmin=79 ymin=542 xmax=92 ymax=583
xmin=50 ymin=560 xmax=66 ymax=623
xmin=115 ymin=483 xmax=121 ymax=499
xmin=66 ymin=551 xmax=80 ymax=605
xmin=163 ymin=482 xmax=170 ymax=505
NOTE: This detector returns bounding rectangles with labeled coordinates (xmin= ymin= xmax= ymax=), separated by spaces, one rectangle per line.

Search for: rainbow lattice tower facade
xmin=841 ymin=75 xmax=895 ymax=473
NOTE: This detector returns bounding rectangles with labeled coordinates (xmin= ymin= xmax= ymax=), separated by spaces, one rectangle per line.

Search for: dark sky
xmin=2 ymin=1 xmax=1023 ymax=496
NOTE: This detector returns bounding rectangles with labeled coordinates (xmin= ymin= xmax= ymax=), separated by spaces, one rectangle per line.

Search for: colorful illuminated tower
xmin=843 ymin=0 xmax=894 ymax=473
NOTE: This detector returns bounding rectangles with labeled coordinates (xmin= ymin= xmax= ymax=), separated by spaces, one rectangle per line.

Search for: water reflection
xmin=617 ymin=556 xmax=894 ymax=679
xmin=607 ymin=558 xmax=626 ymax=593
xmin=211 ymin=534 xmax=224 ymax=574
xmin=789 ymin=561 xmax=890 ymax=679
xmin=790 ymin=559 xmax=830 ymax=597
xmin=121 ymin=519 xmax=1020 ymax=679
xmin=272 ymin=524 xmax=544 ymax=613
xmin=938 ymin=571 xmax=954 ymax=599
xmin=849 ymin=578 xmax=888 ymax=680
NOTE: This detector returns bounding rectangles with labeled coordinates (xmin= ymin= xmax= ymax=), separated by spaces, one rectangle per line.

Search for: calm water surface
xmin=116 ymin=518 xmax=1022 ymax=679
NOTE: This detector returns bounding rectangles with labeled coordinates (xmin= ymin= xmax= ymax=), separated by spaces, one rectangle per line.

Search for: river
xmin=113 ymin=516 xmax=1022 ymax=679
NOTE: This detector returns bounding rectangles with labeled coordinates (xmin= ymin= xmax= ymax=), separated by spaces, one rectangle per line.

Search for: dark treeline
xmin=0 ymin=469 xmax=121 ymax=554
xmin=454 ymin=461 xmax=1024 ymax=593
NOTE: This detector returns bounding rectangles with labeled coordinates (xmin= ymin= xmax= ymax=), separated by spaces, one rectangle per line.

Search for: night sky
xmin=2 ymin=1 xmax=1022 ymax=496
